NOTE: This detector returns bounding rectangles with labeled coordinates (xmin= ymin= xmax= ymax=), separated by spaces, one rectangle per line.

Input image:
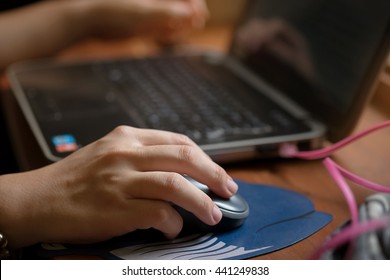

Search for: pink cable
xmin=279 ymin=120 xmax=390 ymax=160
xmin=309 ymin=216 xmax=390 ymax=260
xmin=278 ymin=120 xmax=390 ymax=258
xmin=330 ymin=159 xmax=390 ymax=193
xmin=279 ymin=120 xmax=390 ymax=195
xmin=323 ymin=158 xmax=359 ymax=226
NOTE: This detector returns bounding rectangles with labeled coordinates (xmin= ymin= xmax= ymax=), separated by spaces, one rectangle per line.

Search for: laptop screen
xmin=231 ymin=0 xmax=390 ymax=140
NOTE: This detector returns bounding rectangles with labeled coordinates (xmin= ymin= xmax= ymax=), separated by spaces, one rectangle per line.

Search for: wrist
xmin=0 ymin=173 xmax=44 ymax=250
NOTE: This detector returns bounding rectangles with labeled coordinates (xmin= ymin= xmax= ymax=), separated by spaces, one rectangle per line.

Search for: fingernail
xmin=212 ymin=205 xmax=222 ymax=224
xmin=227 ymin=178 xmax=238 ymax=194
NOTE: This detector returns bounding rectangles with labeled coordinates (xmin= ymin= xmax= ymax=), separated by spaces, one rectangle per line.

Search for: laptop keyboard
xmin=93 ymin=56 xmax=302 ymax=144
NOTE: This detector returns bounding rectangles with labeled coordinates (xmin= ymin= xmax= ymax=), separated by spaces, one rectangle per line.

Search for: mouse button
xmin=210 ymin=193 xmax=249 ymax=214
xmin=185 ymin=176 xmax=249 ymax=214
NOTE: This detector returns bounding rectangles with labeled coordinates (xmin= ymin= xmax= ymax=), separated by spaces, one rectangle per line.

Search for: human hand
xmin=0 ymin=126 xmax=237 ymax=249
xmin=79 ymin=0 xmax=209 ymax=42
xmin=0 ymin=0 xmax=208 ymax=68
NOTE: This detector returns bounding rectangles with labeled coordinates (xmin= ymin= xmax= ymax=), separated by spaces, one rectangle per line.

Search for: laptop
xmin=6 ymin=0 xmax=390 ymax=163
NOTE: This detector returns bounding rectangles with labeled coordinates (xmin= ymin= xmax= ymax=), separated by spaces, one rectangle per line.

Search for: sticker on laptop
xmin=52 ymin=134 xmax=78 ymax=153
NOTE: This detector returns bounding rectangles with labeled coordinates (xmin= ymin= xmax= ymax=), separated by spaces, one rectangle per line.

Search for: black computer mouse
xmin=174 ymin=177 xmax=249 ymax=235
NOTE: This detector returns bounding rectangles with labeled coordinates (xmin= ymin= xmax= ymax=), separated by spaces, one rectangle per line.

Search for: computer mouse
xmin=174 ymin=177 xmax=249 ymax=235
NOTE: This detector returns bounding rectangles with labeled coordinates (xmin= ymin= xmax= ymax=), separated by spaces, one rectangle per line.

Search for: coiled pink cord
xmin=279 ymin=120 xmax=390 ymax=259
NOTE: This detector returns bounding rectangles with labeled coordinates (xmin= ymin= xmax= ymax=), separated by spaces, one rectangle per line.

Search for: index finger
xmin=111 ymin=126 xmax=199 ymax=147
xmin=130 ymin=144 xmax=238 ymax=198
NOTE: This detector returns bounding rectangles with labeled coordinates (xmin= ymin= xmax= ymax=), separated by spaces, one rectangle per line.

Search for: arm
xmin=0 ymin=0 xmax=209 ymax=69
xmin=0 ymin=1 xmax=88 ymax=69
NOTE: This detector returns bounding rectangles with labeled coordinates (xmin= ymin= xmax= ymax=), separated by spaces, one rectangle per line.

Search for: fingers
xmin=107 ymin=126 xmax=237 ymax=198
xmin=187 ymin=0 xmax=209 ymax=27
xmin=150 ymin=0 xmax=209 ymax=25
xmin=127 ymin=199 xmax=183 ymax=239
xmin=121 ymin=126 xmax=198 ymax=147
xmin=144 ymin=0 xmax=209 ymax=36
xmin=99 ymin=126 xmax=236 ymax=237
xmin=147 ymin=1 xmax=193 ymax=20
xmin=127 ymin=144 xmax=237 ymax=197
xmin=123 ymin=172 xmax=223 ymax=226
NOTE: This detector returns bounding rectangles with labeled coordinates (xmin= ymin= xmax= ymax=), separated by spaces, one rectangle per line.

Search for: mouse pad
xmin=37 ymin=180 xmax=332 ymax=259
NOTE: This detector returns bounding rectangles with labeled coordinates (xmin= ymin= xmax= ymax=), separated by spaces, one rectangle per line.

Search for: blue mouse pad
xmin=37 ymin=181 xmax=332 ymax=259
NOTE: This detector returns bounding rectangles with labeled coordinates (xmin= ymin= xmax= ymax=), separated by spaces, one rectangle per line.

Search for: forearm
xmin=0 ymin=0 xmax=209 ymax=70
xmin=0 ymin=1 xmax=91 ymax=69
xmin=0 ymin=166 xmax=70 ymax=250
xmin=0 ymin=172 xmax=43 ymax=249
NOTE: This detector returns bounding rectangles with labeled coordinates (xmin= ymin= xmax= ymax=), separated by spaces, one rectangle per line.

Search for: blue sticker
xmin=52 ymin=134 xmax=78 ymax=153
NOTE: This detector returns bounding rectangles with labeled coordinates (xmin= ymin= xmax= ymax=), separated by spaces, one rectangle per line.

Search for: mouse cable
xmin=278 ymin=120 xmax=390 ymax=259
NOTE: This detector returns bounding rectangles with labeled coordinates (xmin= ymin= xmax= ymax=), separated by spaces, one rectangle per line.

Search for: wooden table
xmin=2 ymin=25 xmax=390 ymax=260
